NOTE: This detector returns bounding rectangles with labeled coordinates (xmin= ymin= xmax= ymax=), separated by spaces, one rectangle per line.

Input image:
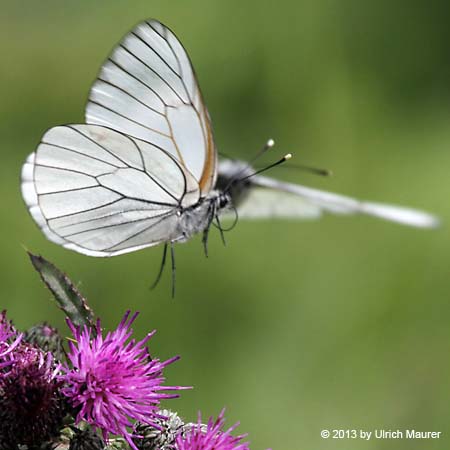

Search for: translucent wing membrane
xmin=224 ymin=188 xmax=322 ymax=220
xmin=248 ymin=174 xmax=439 ymax=228
xmin=21 ymin=125 xmax=200 ymax=256
xmin=86 ymin=19 xmax=217 ymax=195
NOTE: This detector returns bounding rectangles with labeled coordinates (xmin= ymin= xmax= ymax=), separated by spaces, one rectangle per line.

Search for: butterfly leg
xmin=150 ymin=242 xmax=168 ymax=290
xmin=170 ymin=241 xmax=176 ymax=299
xmin=202 ymin=228 xmax=210 ymax=258
xmin=215 ymin=214 xmax=227 ymax=247
xmin=202 ymin=203 xmax=216 ymax=258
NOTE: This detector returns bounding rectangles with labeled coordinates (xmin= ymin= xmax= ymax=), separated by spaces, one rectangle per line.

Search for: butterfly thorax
xmin=176 ymin=191 xmax=231 ymax=243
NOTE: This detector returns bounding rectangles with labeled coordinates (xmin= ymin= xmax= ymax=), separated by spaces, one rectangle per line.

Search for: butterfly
xmin=21 ymin=19 xmax=438 ymax=292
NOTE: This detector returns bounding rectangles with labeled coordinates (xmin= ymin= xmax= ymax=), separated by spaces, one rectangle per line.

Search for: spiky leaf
xmin=28 ymin=252 xmax=94 ymax=328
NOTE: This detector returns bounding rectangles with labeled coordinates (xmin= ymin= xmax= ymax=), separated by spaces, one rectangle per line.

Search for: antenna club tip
xmin=284 ymin=153 xmax=292 ymax=160
xmin=267 ymin=139 xmax=275 ymax=147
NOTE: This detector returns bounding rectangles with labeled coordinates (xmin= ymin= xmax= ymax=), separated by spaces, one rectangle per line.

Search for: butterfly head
xmin=217 ymin=191 xmax=232 ymax=210
xmin=216 ymin=160 xmax=253 ymax=208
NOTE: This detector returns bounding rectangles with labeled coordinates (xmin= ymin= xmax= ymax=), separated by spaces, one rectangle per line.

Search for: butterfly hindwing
xmin=220 ymin=186 xmax=322 ymax=220
xmin=248 ymin=174 xmax=439 ymax=228
xmin=21 ymin=124 xmax=200 ymax=256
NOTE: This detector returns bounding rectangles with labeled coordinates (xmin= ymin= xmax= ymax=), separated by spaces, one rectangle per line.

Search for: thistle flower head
xmin=176 ymin=409 xmax=250 ymax=450
xmin=0 ymin=343 xmax=66 ymax=447
xmin=61 ymin=311 xmax=186 ymax=450
xmin=0 ymin=311 xmax=14 ymax=342
xmin=0 ymin=311 xmax=22 ymax=367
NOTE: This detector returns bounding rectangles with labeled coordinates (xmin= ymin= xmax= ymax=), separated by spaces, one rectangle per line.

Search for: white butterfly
xmin=21 ymin=19 xmax=439 ymax=266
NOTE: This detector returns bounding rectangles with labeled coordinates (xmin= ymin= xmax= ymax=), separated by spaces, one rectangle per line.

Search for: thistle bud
xmin=24 ymin=322 xmax=64 ymax=361
xmin=69 ymin=427 xmax=105 ymax=450
xmin=134 ymin=409 xmax=184 ymax=450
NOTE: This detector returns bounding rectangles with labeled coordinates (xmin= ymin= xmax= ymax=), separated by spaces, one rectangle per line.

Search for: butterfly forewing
xmin=21 ymin=124 xmax=200 ymax=256
xmin=85 ymin=19 xmax=217 ymax=197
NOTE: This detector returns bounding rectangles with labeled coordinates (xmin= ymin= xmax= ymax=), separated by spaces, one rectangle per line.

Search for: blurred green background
xmin=1 ymin=1 xmax=449 ymax=449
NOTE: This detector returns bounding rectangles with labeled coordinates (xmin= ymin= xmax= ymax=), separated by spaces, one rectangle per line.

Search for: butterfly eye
xmin=219 ymin=195 xmax=229 ymax=209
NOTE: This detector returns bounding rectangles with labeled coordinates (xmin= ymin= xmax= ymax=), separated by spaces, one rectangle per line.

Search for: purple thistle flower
xmin=176 ymin=409 xmax=250 ymax=450
xmin=0 ymin=311 xmax=23 ymax=373
xmin=0 ymin=343 xmax=66 ymax=447
xmin=61 ymin=311 xmax=187 ymax=450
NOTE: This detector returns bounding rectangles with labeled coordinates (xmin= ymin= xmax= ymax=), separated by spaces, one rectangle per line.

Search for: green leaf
xmin=28 ymin=252 xmax=94 ymax=328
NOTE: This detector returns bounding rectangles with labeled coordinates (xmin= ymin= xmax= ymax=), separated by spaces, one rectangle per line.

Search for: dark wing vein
xmin=35 ymin=163 xmax=105 ymax=178
xmin=147 ymin=20 xmax=166 ymax=40
xmin=41 ymin=197 xmax=124 ymax=221
xmin=161 ymin=24 xmax=210 ymax=155
xmin=96 ymin=77 xmax=165 ymax=117
xmin=67 ymin=125 xmax=133 ymax=168
xmin=133 ymin=27 xmax=184 ymax=82
xmin=40 ymin=142 xmax=122 ymax=168
xmin=160 ymin=22 xmax=204 ymax=118
xmin=93 ymin=183 xmax=174 ymax=207
xmin=63 ymin=210 xmax=172 ymax=238
xmin=163 ymin=105 xmax=186 ymax=166
xmin=55 ymin=207 xmax=166 ymax=230
xmin=119 ymin=43 xmax=188 ymax=106
xmin=108 ymin=58 xmax=169 ymax=107
xmin=131 ymin=137 xmax=146 ymax=170
xmin=103 ymin=211 xmax=174 ymax=251
xmin=39 ymin=185 xmax=99 ymax=196
xmin=86 ymin=100 xmax=171 ymax=138
xmin=126 ymin=138 xmax=183 ymax=204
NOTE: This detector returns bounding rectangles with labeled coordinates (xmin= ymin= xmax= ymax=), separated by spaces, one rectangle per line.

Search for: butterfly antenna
xmin=227 ymin=205 xmax=239 ymax=231
xmin=212 ymin=205 xmax=239 ymax=233
xmin=271 ymin=163 xmax=332 ymax=177
xmin=237 ymin=153 xmax=293 ymax=183
xmin=224 ymin=138 xmax=275 ymax=191
xmin=150 ymin=242 xmax=168 ymax=290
